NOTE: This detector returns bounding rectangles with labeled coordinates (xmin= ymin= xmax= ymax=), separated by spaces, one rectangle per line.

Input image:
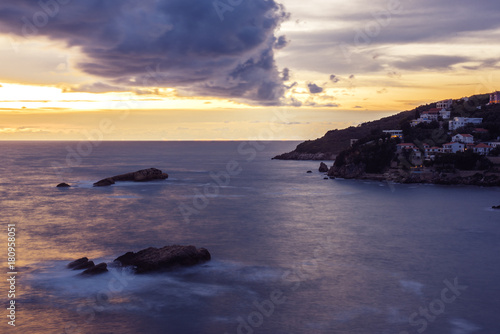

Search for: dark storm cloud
xmin=0 ymin=0 xmax=289 ymax=105
xmin=308 ymin=83 xmax=323 ymax=94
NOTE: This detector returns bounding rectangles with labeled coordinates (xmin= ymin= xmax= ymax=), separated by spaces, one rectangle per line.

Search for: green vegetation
xmin=291 ymin=103 xmax=432 ymax=156
xmin=334 ymin=133 xmax=398 ymax=174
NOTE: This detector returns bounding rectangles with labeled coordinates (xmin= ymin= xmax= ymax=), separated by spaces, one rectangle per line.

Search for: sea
xmin=0 ymin=141 xmax=499 ymax=334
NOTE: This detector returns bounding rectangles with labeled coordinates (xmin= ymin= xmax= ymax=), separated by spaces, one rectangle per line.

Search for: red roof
xmin=475 ymin=143 xmax=492 ymax=148
xmin=398 ymin=143 xmax=416 ymax=146
xmin=474 ymin=128 xmax=488 ymax=132
xmin=457 ymin=134 xmax=473 ymax=138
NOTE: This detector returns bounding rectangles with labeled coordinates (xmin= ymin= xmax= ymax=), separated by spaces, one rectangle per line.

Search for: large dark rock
xmin=319 ymin=162 xmax=329 ymax=173
xmin=93 ymin=168 xmax=168 ymax=187
xmin=114 ymin=245 xmax=211 ymax=274
xmin=493 ymin=205 xmax=500 ymax=209
xmin=68 ymin=257 xmax=90 ymax=269
xmin=81 ymin=263 xmax=108 ymax=276
xmin=57 ymin=183 xmax=71 ymax=188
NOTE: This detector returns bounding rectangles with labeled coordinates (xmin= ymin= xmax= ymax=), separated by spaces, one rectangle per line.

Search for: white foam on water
xmin=399 ymin=280 xmax=424 ymax=296
xmin=450 ymin=318 xmax=481 ymax=334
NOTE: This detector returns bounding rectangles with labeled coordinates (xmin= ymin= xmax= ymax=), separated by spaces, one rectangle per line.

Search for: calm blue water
xmin=0 ymin=141 xmax=499 ymax=334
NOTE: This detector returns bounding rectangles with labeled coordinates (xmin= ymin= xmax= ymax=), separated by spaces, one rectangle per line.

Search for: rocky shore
xmin=327 ymin=163 xmax=500 ymax=187
xmin=273 ymin=151 xmax=336 ymax=161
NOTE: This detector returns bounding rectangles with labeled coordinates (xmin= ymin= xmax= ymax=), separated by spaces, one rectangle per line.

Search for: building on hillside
xmin=487 ymin=142 xmax=500 ymax=149
xmin=473 ymin=128 xmax=489 ymax=134
xmin=350 ymin=139 xmax=359 ymax=147
xmin=452 ymin=134 xmax=474 ymax=144
xmin=383 ymin=130 xmax=404 ymax=140
xmin=473 ymin=143 xmax=493 ymax=155
xmin=397 ymin=143 xmax=419 ymax=152
xmin=442 ymin=142 xmax=465 ymax=154
xmin=490 ymin=91 xmax=500 ymax=104
xmin=437 ymin=99 xmax=453 ymax=110
xmin=449 ymin=117 xmax=483 ymax=131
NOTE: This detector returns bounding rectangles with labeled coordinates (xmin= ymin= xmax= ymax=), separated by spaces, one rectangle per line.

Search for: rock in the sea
xmin=57 ymin=183 xmax=71 ymax=188
xmin=319 ymin=162 xmax=329 ymax=173
xmin=93 ymin=178 xmax=115 ymax=187
xmin=93 ymin=168 xmax=168 ymax=187
xmin=81 ymin=263 xmax=108 ymax=276
xmin=68 ymin=257 xmax=90 ymax=269
xmin=493 ymin=205 xmax=500 ymax=209
xmin=306 ymin=170 xmax=313 ymax=174
xmin=114 ymin=245 xmax=211 ymax=274
xmin=324 ymin=177 xmax=329 ymax=180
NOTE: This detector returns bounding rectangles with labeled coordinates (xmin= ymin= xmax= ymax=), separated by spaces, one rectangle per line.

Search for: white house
xmin=383 ymin=130 xmax=404 ymax=140
xmin=487 ymin=142 xmax=500 ymax=149
xmin=439 ymin=109 xmax=451 ymax=120
xmin=397 ymin=143 xmax=419 ymax=152
xmin=437 ymin=99 xmax=453 ymax=110
xmin=473 ymin=143 xmax=493 ymax=155
xmin=442 ymin=142 xmax=465 ymax=154
xmin=449 ymin=117 xmax=483 ymax=131
xmin=452 ymin=134 xmax=474 ymax=144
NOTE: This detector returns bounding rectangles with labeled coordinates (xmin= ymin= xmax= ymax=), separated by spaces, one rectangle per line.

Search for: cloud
xmin=0 ymin=0 xmax=289 ymax=105
xmin=282 ymin=68 xmax=290 ymax=81
xmin=274 ymin=35 xmax=289 ymax=49
xmin=391 ymin=55 xmax=470 ymax=71
xmin=329 ymin=74 xmax=340 ymax=83
xmin=308 ymin=83 xmax=323 ymax=94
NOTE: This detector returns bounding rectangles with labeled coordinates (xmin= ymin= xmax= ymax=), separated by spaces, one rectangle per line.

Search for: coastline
xmin=327 ymin=166 xmax=500 ymax=187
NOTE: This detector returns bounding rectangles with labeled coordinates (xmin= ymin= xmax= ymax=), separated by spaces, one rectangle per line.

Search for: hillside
xmin=273 ymin=104 xmax=434 ymax=160
xmin=273 ymin=93 xmax=498 ymax=160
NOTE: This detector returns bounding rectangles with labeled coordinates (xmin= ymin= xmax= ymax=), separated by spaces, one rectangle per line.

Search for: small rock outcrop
xmin=493 ymin=205 xmax=500 ymax=209
xmin=68 ymin=257 xmax=95 ymax=270
xmin=93 ymin=168 xmax=168 ymax=187
xmin=68 ymin=257 xmax=90 ymax=269
xmin=57 ymin=183 xmax=71 ymax=188
xmin=68 ymin=257 xmax=107 ymax=276
xmin=319 ymin=162 xmax=329 ymax=173
xmin=81 ymin=263 xmax=108 ymax=276
xmin=114 ymin=245 xmax=211 ymax=274
xmin=306 ymin=170 xmax=313 ymax=174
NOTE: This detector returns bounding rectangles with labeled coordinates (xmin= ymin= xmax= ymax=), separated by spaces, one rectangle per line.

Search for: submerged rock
xmin=81 ymin=263 xmax=108 ymax=276
xmin=57 ymin=183 xmax=71 ymax=188
xmin=114 ymin=245 xmax=211 ymax=274
xmin=93 ymin=168 xmax=168 ymax=187
xmin=319 ymin=162 xmax=329 ymax=173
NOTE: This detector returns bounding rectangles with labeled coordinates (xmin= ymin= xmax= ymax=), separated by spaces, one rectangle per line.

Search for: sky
xmin=0 ymin=0 xmax=499 ymax=140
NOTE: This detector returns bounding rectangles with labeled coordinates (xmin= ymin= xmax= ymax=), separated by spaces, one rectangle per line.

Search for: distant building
xmin=473 ymin=128 xmax=488 ymax=134
xmin=473 ymin=143 xmax=493 ymax=155
xmin=437 ymin=99 xmax=453 ymax=110
xmin=383 ymin=130 xmax=404 ymax=140
xmin=452 ymin=134 xmax=474 ymax=144
xmin=488 ymin=142 xmax=500 ymax=149
xmin=397 ymin=143 xmax=419 ymax=152
xmin=350 ymin=139 xmax=358 ymax=147
xmin=442 ymin=142 xmax=465 ymax=154
xmin=449 ymin=117 xmax=483 ymax=131
xmin=490 ymin=91 xmax=500 ymax=104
